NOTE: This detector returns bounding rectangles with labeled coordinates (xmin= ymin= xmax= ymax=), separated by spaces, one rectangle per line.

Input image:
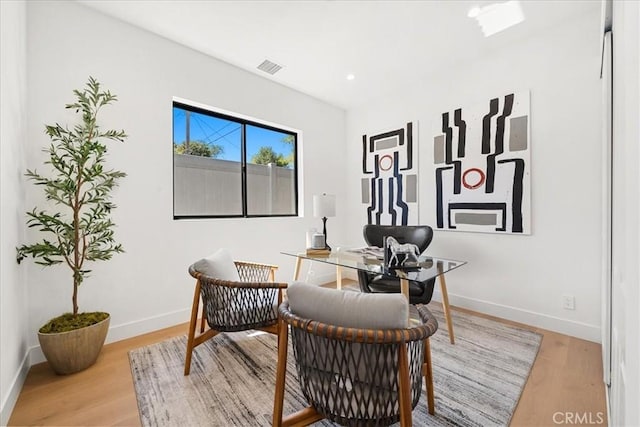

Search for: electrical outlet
xmin=562 ymin=294 xmax=575 ymax=310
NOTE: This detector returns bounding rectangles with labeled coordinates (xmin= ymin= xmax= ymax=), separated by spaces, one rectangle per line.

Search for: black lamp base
xmin=322 ymin=216 xmax=331 ymax=250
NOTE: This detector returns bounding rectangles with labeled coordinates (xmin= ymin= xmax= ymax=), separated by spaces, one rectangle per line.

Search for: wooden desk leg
xmin=400 ymin=277 xmax=410 ymax=299
xmin=293 ymin=256 xmax=302 ymax=281
xmin=437 ymin=265 xmax=455 ymax=344
xmin=336 ymin=265 xmax=342 ymax=290
xmin=400 ymin=277 xmax=411 ymax=323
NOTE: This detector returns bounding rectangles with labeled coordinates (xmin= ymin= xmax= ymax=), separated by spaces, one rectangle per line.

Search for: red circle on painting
xmin=462 ymin=168 xmax=486 ymax=190
xmin=379 ymin=154 xmax=393 ymax=171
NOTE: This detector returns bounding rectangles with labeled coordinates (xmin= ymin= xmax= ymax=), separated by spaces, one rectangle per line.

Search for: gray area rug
xmin=129 ymin=304 xmax=541 ymax=426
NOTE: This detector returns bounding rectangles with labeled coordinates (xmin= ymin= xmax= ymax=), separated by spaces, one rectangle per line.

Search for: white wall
xmin=25 ymin=1 xmax=346 ymax=361
xmin=609 ymin=0 xmax=640 ymax=424
xmin=0 ymin=1 xmax=29 ymax=423
xmin=345 ymin=10 xmax=603 ymax=341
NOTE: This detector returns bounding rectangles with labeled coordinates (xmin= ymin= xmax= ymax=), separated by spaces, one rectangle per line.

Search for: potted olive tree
xmin=17 ymin=77 xmax=127 ymax=375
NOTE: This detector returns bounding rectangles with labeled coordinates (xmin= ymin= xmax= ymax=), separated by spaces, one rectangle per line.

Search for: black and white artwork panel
xmin=433 ymin=91 xmax=531 ymax=234
xmin=361 ymin=122 xmax=419 ymax=226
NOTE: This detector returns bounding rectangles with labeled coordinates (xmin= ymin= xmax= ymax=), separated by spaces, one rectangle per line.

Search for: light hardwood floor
xmin=8 ymin=284 xmax=607 ymax=426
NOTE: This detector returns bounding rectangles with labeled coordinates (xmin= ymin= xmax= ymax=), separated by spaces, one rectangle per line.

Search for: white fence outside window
xmin=174 ymin=154 xmax=295 ymax=216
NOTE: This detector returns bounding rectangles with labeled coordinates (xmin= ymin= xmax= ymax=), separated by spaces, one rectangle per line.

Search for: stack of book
xmin=306 ymin=247 xmax=331 ymax=256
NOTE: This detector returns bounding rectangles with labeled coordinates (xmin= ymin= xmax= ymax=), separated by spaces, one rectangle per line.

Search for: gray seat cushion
xmin=286 ymin=281 xmax=409 ymax=329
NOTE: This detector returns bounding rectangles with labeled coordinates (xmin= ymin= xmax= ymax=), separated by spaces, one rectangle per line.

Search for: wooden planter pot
xmin=37 ymin=315 xmax=110 ymax=375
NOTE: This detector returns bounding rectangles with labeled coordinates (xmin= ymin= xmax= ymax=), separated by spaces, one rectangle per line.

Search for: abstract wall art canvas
xmin=433 ymin=91 xmax=531 ymax=234
xmin=361 ymin=122 xmax=418 ymax=225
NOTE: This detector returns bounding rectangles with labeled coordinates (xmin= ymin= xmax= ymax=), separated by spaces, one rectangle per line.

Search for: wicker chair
xmin=273 ymin=301 xmax=438 ymax=426
xmin=184 ymin=260 xmax=288 ymax=375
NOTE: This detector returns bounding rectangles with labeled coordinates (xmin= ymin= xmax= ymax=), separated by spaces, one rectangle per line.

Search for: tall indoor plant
xmin=17 ymin=76 xmax=127 ymax=374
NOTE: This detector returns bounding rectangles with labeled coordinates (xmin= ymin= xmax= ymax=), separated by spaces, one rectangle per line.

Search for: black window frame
xmin=172 ymin=101 xmax=299 ymax=219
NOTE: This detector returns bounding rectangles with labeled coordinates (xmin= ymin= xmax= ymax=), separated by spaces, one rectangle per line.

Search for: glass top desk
xmin=281 ymin=249 xmax=466 ymax=344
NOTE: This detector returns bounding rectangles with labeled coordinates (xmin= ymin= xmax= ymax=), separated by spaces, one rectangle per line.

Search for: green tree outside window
xmin=174 ymin=140 xmax=224 ymax=158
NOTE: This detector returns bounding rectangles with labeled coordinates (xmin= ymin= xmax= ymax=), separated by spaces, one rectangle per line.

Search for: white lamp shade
xmin=313 ymin=193 xmax=336 ymax=218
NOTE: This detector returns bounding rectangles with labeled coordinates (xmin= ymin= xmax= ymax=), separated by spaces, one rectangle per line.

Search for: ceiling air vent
xmin=257 ymin=59 xmax=283 ymax=75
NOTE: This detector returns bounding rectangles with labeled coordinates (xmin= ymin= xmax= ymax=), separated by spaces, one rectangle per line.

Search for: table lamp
xmin=313 ymin=193 xmax=336 ymax=250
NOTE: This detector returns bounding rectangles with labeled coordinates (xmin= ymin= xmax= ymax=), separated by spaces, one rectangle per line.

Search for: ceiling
xmin=78 ymin=0 xmax=599 ymax=110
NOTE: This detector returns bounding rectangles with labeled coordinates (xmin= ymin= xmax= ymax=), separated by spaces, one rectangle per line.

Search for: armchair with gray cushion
xmin=184 ymin=248 xmax=288 ymax=375
xmin=273 ymin=282 xmax=438 ymax=426
xmin=357 ymin=225 xmax=436 ymax=304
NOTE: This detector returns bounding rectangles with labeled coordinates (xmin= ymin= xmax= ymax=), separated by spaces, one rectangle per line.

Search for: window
xmin=173 ymin=101 xmax=298 ymax=218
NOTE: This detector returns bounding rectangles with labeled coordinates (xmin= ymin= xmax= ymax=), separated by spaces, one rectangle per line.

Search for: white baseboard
xmin=295 ymin=262 xmax=359 ymax=287
xmin=28 ymin=308 xmax=192 ymax=365
xmin=0 ymin=350 xmax=30 ymax=426
xmin=308 ymin=272 xmax=337 ymax=286
xmin=106 ymin=308 xmax=192 ymax=342
xmin=311 ymin=269 xmax=358 ymax=287
xmin=330 ymin=273 xmax=599 ymax=341
xmin=604 ymin=380 xmax=611 ymax=425
xmin=341 ymin=270 xmax=358 ymax=281
xmin=432 ymin=289 xmax=601 ymax=343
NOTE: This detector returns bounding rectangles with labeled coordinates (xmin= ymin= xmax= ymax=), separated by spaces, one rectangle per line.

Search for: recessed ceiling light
xmin=346 ymin=74 xmax=355 ymax=81
xmin=468 ymin=1 xmax=525 ymax=37
xmin=467 ymin=6 xmax=481 ymax=18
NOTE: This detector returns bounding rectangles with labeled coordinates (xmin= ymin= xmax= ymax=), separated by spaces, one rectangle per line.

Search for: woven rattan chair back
xmin=273 ymin=302 xmax=438 ymax=427
xmin=183 ymin=261 xmax=287 ymax=376
xmin=194 ymin=264 xmax=279 ymax=331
